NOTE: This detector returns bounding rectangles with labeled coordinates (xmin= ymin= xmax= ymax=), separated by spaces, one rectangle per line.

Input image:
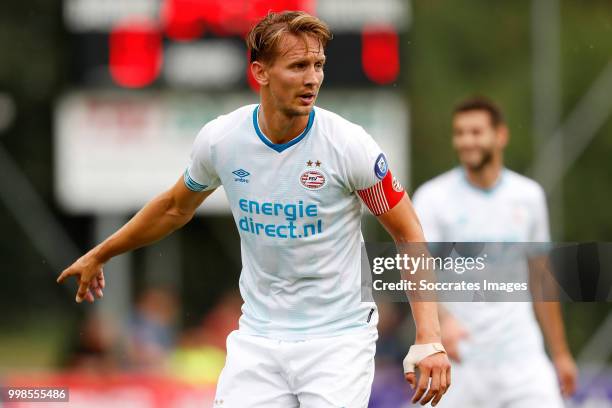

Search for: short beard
xmin=466 ymin=149 xmax=494 ymax=171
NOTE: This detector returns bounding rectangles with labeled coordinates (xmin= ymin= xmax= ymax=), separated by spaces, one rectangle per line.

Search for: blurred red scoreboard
xmin=63 ymin=0 xmax=409 ymax=90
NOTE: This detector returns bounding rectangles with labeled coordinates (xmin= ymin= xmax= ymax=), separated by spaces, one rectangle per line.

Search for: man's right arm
xmin=57 ymin=175 xmax=214 ymax=303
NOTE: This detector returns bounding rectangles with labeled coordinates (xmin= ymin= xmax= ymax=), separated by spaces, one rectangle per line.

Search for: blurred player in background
xmin=413 ymin=97 xmax=577 ymax=407
xmin=57 ymin=11 xmax=451 ymax=407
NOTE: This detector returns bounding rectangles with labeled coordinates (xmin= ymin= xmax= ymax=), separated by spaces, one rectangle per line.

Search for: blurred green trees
xmin=409 ymin=0 xmax=612 ymax=241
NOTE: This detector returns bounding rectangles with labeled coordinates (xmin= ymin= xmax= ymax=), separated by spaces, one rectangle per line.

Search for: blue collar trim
xmin=252 ymin=105 xmax=315 ymax=153
xmin=460 ymin=167 xmax=505 ymax=195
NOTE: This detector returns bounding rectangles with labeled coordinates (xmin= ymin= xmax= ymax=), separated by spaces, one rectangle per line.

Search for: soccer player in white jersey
xmin=57 ymin=11 xmax=451 ymax=407
xmin=412 ymin=97 xmax=577 ymax=407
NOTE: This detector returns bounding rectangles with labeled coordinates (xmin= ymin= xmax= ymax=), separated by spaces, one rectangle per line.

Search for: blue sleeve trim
xmin=184 ymin=169 xmax=208 ymax=192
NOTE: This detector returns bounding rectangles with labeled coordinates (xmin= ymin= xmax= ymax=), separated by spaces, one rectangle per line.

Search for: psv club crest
xmin=300 ymin=160 xmax=327 ymax=190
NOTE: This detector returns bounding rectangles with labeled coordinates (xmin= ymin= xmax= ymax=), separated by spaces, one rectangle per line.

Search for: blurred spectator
xmin=171 ymin=290 xmax=242 ymax=384
xmin=65 ymin=311 xmax=119 ymax=374
xmin=375 ymin=301 xmax=407 ymax=366
xmin=370 ymin=301 xmax=415 ymax=408
xmin=125 ymin=287 xmax=179 ymax=372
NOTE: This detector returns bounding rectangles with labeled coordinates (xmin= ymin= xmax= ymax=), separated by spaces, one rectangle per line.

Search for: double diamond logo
xmin=233 ymin=169 xmax=250 ymax=183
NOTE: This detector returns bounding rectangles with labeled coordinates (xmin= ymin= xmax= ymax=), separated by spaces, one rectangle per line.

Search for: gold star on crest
xmin=315 ymin=160 xmax=321 ymax=167
xmin=306 ymin=160 xmax=313 ymax=166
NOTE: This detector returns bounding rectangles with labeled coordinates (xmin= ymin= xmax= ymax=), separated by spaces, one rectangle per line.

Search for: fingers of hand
xmin=76 ymin=278 xmax=92 ymax=303
xmin=431 ymin=367 xmax=448 ymax=407
xmin=410 ymin=354 xmax=452 ymax=406
xmin=411 ymin=365 xmax=431 ymax=404
xmin=94 ymin=287 xmax=104 ymax=299
xmin=568 ymin=380 xmax=577 ymax=396
xmin=90 ymin=278 xmax=104 ymax=299
xmin=405 ymin=372 xmax=416 ymax=389
xmin=78 ymin=278 xmax=104 ymax=303
xmin=569 ymin=370 xmax=577 ymax=394
xmin=420 ymin=367 xmax=441 ymax=406
xmin=560 ymin=386 xmax=568 ymax=398
xmin=562 ymin=372 xmax=577 ymax=397
xmin=64 ymin=265 xmax=104 ymax=303
xmin=85 ymin=290 xmax=95 ymax=303
xmin=56 ymin=267 xmax=74 ymax=284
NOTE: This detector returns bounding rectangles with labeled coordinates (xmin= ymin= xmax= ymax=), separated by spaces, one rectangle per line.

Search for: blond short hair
xmin=246 ymin=11 xmax=332 ymax=64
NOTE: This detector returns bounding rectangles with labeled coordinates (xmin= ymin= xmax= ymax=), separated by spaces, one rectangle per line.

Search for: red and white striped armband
xmin=357 ymin=170 xmax=405 ymax=216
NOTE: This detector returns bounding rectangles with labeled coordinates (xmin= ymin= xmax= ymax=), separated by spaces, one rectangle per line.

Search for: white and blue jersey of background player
xmin=185 ymin=104 xmax=405 ymax=341
xmin=413 ymin=167 xmax=564 ymax=408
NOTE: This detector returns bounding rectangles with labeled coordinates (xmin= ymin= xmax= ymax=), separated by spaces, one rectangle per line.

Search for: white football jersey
xmin=185 ymin=104 xmax=403 ymax=340
xmin=413 ymin=167 xmax=550 ymax=363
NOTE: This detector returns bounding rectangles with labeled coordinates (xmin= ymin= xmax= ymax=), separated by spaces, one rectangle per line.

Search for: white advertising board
xmin=54 ymin=91 xmax=409 ymax=214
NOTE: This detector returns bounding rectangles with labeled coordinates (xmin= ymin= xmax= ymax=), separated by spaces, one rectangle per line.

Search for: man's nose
xmin=304 ymin=65 xmax=321 ymax=87
xmin=455 ymin=134 xmax=473 ymax=148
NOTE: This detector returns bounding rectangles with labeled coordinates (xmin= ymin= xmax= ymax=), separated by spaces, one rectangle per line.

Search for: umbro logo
xmin=233 ymin=169 xmax=250 ymax=183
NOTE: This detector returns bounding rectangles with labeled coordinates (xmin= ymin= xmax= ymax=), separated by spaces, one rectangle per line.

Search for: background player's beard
xmin=465 ymin=147 xmax=494 ymax=171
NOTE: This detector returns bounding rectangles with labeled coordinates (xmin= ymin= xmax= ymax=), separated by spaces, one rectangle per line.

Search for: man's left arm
xmin=343 ymin=130 xmax=450 ymax=406
xmin=377 ymin=194 xmax=451 ymax=407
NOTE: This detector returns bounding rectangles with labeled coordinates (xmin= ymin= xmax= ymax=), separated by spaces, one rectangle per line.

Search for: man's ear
xmin=251 ymin=61 xmax=269 ymax=86
xmin=497 ymin=124 xmax=509 ymax=149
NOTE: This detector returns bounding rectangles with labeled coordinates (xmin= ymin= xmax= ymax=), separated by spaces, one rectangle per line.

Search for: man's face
xmin=452 ymin=110 xmax=504 ymax=171
xmin=261 ymin=33 xmax=325 ymax=117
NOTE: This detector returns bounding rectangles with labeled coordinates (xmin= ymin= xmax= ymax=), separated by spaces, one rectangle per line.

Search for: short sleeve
xmin=184 ymin=124 xmax=221 ymax=192
xmin=412 ymin=185 xmax=444 ymax=242
xmin=344 ymin=127 xmax=405 ymax=215
xmin=530 ymin=185 xmax=551 ymax=242
xmin=344 ymin=127 xmax=386 ymax=191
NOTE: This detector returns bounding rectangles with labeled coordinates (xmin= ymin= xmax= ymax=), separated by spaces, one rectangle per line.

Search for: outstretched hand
xmin=57 ymin=253 xmax=105 ymax=303
xmin=405 ymin=352 xmax=451 ymax=407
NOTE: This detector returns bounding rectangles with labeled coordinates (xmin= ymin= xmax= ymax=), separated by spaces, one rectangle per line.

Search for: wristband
xmin=403 ymin=343 xmax=446 ymax=373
